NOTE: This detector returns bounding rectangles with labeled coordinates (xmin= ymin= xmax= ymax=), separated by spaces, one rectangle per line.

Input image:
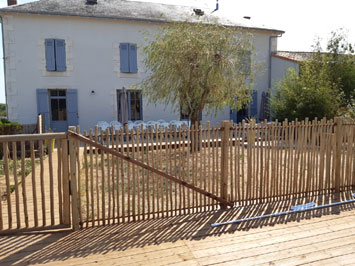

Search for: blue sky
xmin=0 ymin=0 xmax=354 ymax=104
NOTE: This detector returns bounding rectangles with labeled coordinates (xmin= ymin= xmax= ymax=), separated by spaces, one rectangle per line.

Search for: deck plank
xmin=0 ymin=199 xmax=354 ymax=266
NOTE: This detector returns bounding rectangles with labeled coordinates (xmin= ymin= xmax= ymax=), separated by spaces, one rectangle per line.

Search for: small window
xmin=120 ymin=43 xmax=138 ymax=73
xmin=45 ymin=39 xmax=66 ymax=72
xmin=117 ymin=90 xmax=142 ymax=121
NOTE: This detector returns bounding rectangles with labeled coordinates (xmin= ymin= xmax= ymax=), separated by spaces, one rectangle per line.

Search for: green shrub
xmin=0 ymin=119 xmax=22 ymax=135
xmin=272 ymin=57 xmax=342 ymax=121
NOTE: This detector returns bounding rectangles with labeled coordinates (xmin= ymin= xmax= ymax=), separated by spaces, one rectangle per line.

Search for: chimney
xmin=7 ymin=0 xmax=17 ymax=6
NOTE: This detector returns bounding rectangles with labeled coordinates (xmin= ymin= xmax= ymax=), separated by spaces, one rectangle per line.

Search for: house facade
xmin=0 ymin=0 xmax=285 ymax=131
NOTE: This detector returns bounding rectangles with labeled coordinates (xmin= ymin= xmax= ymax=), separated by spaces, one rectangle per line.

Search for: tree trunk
xmin=190 ymin=111 xmax=201 ymax=152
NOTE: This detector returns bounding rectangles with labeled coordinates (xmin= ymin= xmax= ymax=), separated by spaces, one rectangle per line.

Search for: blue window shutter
xmin=199 ymin=111 xmax=202 ymax=120
xmin=250 ymin=91 xmax=258 ymax=117
xmin=120 ymin=43 xmax=130 ymax=73
xmin=45 ymin=39 xmax=55 ymax=71
xmin=67 ymin=89 xmax=78 ymax=126
xmin=55 ymin=39 xmax=66 ymax=71
xmin=36 ymin=89 xmax=50 ymax=130
xmin=129 ymin=43 xmax=138 ymax=73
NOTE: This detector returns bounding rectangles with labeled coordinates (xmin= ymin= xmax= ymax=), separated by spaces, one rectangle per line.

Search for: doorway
xmin=49 ymin=89 xmax=68 ymax=132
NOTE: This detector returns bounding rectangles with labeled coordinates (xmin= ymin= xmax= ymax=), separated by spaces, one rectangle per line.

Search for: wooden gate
xmin=67 ymin=127 xmax=233 ymax=229
xmin=0 ymin=133 xmax=71 ymax=234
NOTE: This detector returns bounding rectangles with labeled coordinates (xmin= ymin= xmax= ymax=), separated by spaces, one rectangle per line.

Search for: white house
xmin=0 ymin=0 xmax=286 ymax=132
xmin=270 ymin=51 xmax=315 ymax=89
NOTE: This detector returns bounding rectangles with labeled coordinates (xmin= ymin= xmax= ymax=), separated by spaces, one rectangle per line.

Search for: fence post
xmin=221 ymin=120 xmax=232 ymax=209
xmin=68 ymin=126 xmax=80 ymax=231
xmin=334 ymin=118 xmax=343 ymax=194
xmin=37 ymin=115 xmax=43 ymax=134
xmin=62 ymin=138 xmax=70 ymax=225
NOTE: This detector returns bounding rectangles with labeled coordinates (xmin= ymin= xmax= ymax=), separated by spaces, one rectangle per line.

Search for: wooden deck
xmin=0 ymin=191 xmax=354 ymax=266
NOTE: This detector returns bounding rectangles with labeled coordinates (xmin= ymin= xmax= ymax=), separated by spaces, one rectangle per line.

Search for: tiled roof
xmin=273 ymin=51 xmax=314 ymax=63
xmin=0 ymin=0 xmax=284 ymax=34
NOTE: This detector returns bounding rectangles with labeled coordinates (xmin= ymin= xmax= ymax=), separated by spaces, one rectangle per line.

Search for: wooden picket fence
xmin=0 ymin=133 xmax=70 ymax=234
xmin=69 ymin=118 xmax=354 ymax=229
xmin=0 ymin=118 xmax=354 ymax=233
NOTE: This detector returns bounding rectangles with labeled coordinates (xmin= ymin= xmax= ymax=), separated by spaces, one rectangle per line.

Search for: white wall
xmin=271 ymin=56 xmax=299 ymax=91
xmin=1 ymin=13 xmax=278 ymax=130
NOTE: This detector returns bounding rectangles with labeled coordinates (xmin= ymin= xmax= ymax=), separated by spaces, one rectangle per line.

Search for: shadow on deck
xmin=1 ymin=191 xmax=354 ymax=265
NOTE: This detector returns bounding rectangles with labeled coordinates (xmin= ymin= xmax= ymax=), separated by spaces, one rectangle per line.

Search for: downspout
xmin=0 ymin=16 xmax=8 ymax=119
xmin=268 ymin=34 xmax=282 ymax=89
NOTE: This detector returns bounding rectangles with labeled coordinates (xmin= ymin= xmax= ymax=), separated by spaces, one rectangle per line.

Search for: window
xmin=120 ymin=43 xmax=138 ymax=73
xmin=45 ymin=39 xmax=66 ymax=72
xmin=117 ymin=90 xmax=142 ymax=121
xmin=50 ymin=90 xmax=67 ymax=121
xmin=238 ymin=50 xmax=251 ymax=75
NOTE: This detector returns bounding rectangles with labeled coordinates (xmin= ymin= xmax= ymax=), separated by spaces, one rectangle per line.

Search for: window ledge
xmin=119 ymin=72 xmax=140 ymax=79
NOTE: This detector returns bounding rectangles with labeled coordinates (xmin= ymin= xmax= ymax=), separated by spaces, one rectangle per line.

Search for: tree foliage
xmin=272 ymin=67 xmax=341 ymax=121
xmin=140 ymin=19 xmax=256 ymax=125
xmin=0 ymin=104 xmax=6 ymax=117
xmin=272 ymin=30 xmax=354 ymax=121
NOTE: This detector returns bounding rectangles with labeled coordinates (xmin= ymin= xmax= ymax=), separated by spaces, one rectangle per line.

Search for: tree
xmin=140 ymin=19 xmax=256 ymax=126
xmin=272 ymin=52 xmax=342 ymax=121
xmin=0 ymin=104 xmax=6 ymax=117
xmin=324 ymin=30 xmax=355 ymax=106
xmin=272 ymin=30 xmax=354 ymax=121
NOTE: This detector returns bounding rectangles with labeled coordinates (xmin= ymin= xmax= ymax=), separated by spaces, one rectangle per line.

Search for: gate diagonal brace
xmin=67 ymin=131 xmax=234 ymax=208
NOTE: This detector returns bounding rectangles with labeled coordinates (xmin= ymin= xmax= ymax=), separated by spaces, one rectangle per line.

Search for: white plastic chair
xmin=158 ymin=122 xmax=170 ymax=131
xmin=157 ymin=119 xmax=166 ymax=124
xmin=126 ymin=123 xmax=135 ymax=131
xmin=97 ymin=121 xmax=110 ymax=132
xmin=146 ymin=121 xmax=159 ymax=131
xmin=134 ymin=120 xmax=144 ymax=125
xmin=169 ymin=120 xmax=181 ymax=129
xmin=110 ymin=121 xmax=122 ymax=131
xmin=134 ymin=121 xmax=147 ymax=131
